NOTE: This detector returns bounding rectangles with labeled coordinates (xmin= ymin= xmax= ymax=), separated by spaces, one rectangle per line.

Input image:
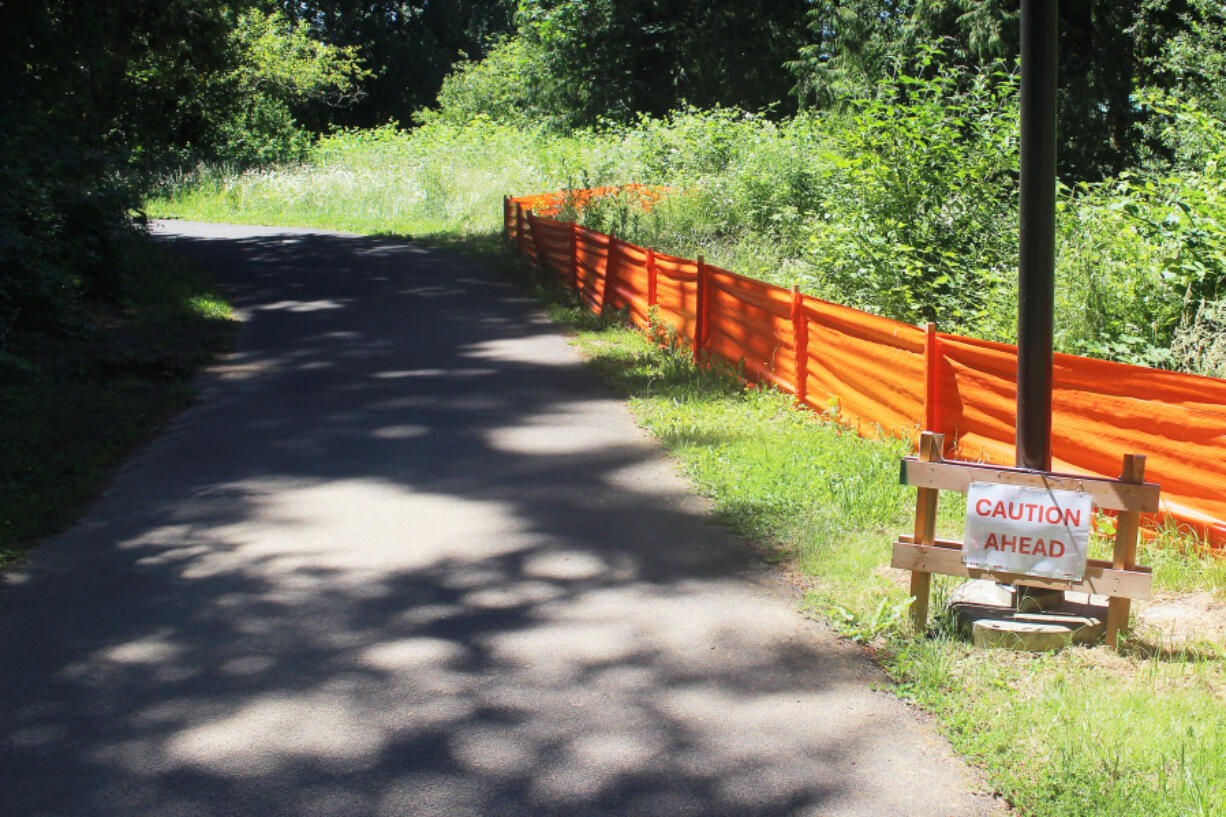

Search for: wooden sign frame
xmin=894 ymin=432 xmax=1159 ymax=649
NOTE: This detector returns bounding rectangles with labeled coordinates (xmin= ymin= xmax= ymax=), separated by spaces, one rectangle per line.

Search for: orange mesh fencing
xmin=798 ymin=297 xmax=927 ymax=439
xmin=705 ymin=267 xmax=798 ymax=394
xmin=525 ymin=215 xmax=572 ymax=288
xmin=935 ymin=333 xmax=1226 ymax=543
xmin=574 ymin=226 xmax=609 ymax=313
xmin=605 ymin=240 xmax=652 ymax=326
xmin=649 ymin=251 xmax=700 ymax=340
xmin=509 ymin=185 xmax=667 ymax=219
xmin=505 ymin=189 xmax=1226 ymax=545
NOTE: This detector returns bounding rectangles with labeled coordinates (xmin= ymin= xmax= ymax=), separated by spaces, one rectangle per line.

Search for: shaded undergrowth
xmin=0 ymin=240 xmax=237 ymax=569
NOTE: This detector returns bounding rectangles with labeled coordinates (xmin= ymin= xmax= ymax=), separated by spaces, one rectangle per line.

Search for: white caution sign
xmin=963 ymin=482 xmax=1092 ymax=580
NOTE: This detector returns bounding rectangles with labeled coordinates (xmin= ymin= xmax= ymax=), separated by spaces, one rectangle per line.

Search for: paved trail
xmin=0 ymin=222 xmax=1003 ymax=817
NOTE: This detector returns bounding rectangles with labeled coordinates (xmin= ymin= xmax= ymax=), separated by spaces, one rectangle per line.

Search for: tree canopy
xmin=7 ymin=0 xmax=1226 ymax=347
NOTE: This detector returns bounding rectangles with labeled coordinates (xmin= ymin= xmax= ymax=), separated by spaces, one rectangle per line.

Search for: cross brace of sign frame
xmin=893 ymin=432 xmax=1160 ymax=649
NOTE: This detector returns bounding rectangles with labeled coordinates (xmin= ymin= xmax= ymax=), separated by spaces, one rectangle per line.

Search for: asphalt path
xmin=0 ymin=221 xmax=1004 ymax=816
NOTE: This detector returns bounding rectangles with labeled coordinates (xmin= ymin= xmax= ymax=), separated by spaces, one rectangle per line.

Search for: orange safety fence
xmin=505 ymin=191 xmax=1226 ymax=546
xmin=510 ymin=184 xmax=668 ymax=219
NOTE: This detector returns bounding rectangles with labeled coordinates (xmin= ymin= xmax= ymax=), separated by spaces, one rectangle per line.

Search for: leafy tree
xmin=431 ymin=0 xmax=813 ymax=130
xmin=787 ymin=0 xmax=1204 ymax=181
xmin=282 ymin=0 xmax=517 ymax=128
xmin=1136 ymin=0 xmax=1226 ymax=165
xmin=209 ymin=9 xmax=370 ymax=164
xmin=423 ymin=34 xmax=560 ymax=128
xmin=0 ymin=0 xmax=241 ymax=333
xmin=806 ymin=55 xmax=1022 ymax=330
xmin=0 ymin=0 xmax=366 ymax=342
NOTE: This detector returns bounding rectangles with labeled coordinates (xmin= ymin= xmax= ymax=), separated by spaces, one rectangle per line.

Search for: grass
xmin=147 ymin=121 xmax=632 ymax=241
xmin=0 ymin=239 xmax=237 ymax=569
xmin=526 ymin=271 xmax=1226 ymax=817
xmin=148 ymin=113 xmax=1226 ymax=374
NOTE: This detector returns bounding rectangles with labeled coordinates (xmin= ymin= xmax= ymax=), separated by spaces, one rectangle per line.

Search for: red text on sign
xmin=973 ymin=499 xmax=1082 ymax=527
xmin=981 ymin=533 xmax=1065 ymax=557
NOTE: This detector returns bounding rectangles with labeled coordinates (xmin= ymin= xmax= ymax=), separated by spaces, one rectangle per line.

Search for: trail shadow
xmin=0 ymin=223 xmax=989 ymax=817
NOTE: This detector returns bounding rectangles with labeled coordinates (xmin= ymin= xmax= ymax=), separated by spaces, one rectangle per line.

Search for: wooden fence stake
xmin=694 ymin=255 xmax=708 ymax=364
xmin=514 ymin=203 xmax=526 ymax=257
xmin=910 ymin=431 xmax=944 ymax=630
xmin=1106 ymin=454 xmax=1146 ymax=648
xmin=646 ymin=248 xmax=658 ymax=312
xmin=602 ymin=233 xmax=619 ymax=315
xmin=791 ymin=285 xmax=808 ymax=407
xmin=527 ymin=212 xmax=547 ymax=276
xmin=923 ymin=321 xmax=940 ymax=436
xmin=570 ymin=221 xmax=579 ymax=291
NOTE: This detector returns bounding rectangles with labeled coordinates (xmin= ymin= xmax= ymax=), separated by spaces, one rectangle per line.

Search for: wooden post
xmin=646 ymin=248 xmax=658 ymax=311
xmin=603 ymin=232 xmax=619 ymax=315
xmin=514 ymin=203 xmax=526 ymax=257
xmin=570 ymin=221 xmax=580 ymax=291
xmin=527 ymin=211 xmax=546 ymax=275
xmin=923 ymin=322 xmax=939 ymax=435
xmin=503 ymin=196 xmax=510 ymax=246
xmin=694 ymin=255 xmax=709 ymax=364
xmin=910 ymin=431 xmax=944 ymax=630
xmin=791 ymin=285 xmax=809 ymax=407
xmin=1106 ymin=454 xmax=1146 ymax=648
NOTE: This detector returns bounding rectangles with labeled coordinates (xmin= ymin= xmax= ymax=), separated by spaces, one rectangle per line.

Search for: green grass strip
xmin=532 ymin=275 xmax=1226 ymax=817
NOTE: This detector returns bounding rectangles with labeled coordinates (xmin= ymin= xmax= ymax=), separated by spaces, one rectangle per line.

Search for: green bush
xmin=801 ymin=58 xmax=1020 ymax=335
xmin=155 ymin=59 xmax=1226 ymax=378
xmin=422 ymin=36 xmax=561 ymax=131
xmin=1172 ymin=299 xmax=1226 ymax=378
xmin=1056 ymin=96 xmax=1226 ymax=366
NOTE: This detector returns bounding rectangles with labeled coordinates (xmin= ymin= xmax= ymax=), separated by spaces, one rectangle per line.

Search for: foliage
xmin=1056 ymin=95 xmax=1226 ymax=365
xmin=211 ymin=9 xmax=370 ymax=165
xmin=787 ymin=0 xmax=1210 ymax=181
xmin=231 ymin=9 xmax=367 ymax=105
xmin=282 ymin=0 xmax=517 ymax=129
xmin=421 ymin=35 xmax=560 ymax=129
xmin=1 ymin=242 xmax=236 ymax=567
xmin=0 ymin=1 xmax=365 ymax=345
xmin=425 ymin=0 xmax=813 ymax=130
xmin=150 ymin=119 xmax=633 ymax=237
xmin=787 ymin=0 xmax=1003 ymax=106
xmin=1172 ymin=300 xmax=1226 ymax=380
xmin=1 ymin=1 xmax=226 ymax=339
xmin=1138 ymin=0 xmax=1226 ymax=159
xmin=803 ymin=56 xmax=1019 ymax=331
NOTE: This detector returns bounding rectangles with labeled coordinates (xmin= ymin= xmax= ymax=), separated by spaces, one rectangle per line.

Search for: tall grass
xmin=151 ymin=88 xmax=1226 ymax=377
xmin=152 ymin=121 xmax=634 ymax=238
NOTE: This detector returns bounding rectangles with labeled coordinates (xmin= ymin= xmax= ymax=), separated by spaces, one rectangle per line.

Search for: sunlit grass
xmin=542 ymin=285 xmax=1226 ymax=817
xmin=187 ymin=292 xmax=235 ymax=321
xmin=148 ymin=122 xmax=637 ymax=239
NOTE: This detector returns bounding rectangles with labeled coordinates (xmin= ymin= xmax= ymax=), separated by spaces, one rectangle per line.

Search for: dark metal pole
xmin=1016 ymin=0 xmax=1058 ymax=472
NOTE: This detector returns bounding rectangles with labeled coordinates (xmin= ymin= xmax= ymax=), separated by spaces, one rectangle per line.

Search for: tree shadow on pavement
xmin=0 ymin=224 xmax=995 ymax=817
